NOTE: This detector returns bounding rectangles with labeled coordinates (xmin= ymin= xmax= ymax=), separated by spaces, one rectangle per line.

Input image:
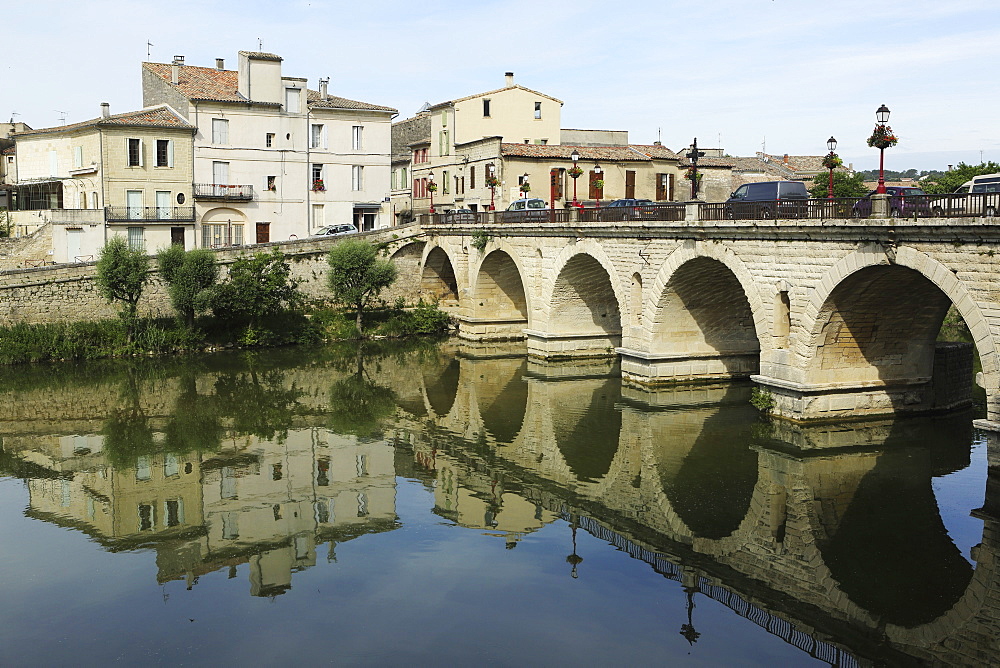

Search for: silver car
xmin=312 ymin=223 xmax=358 ymax=237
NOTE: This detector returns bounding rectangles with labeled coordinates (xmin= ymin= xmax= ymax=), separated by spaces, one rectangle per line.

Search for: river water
xmin=0 ymin=341 xmax=994 ymax=666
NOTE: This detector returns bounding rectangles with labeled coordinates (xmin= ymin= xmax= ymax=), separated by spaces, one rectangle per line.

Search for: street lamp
xmin=486 ymin=162 xmax=497 ymax=211
xmin=569 ymin=149 xmax=581 ymax=208
xmin=875 ymin=104 xmax=890 ymax=195
xmin=520 ymin=173 xmax=530 ymax=200
xmin=428 ymin=171 xmax=436 ymax=214
xmin=594 ymin=162 xmax=603 ymax=209
xmin=826 ymin=136 xmax=838 ymax=200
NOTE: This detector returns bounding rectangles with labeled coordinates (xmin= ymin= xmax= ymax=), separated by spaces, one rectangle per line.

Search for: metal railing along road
xmin=104 ymin=206 xmax=196 ymax=222
xmin=919 ymin=192 xmax=1000 ymax=218
xmin=193 ymin=183 xmax=255 ymax=200
xmin=579 ymin=203 xmax=686 ymax=223
xmin=701 ymin=197 xmax=866 ymax=221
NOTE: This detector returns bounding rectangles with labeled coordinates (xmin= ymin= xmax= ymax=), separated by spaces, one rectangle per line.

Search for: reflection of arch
xmin=471 ymin=250 xmax=528 ymax=322
xmin=805 ymin=248 xmax=997 ymax=381
xmin=651 ymin=257 xmax=760 ymax=362
xmin=551 ymin=377 xmax=622 ymax=482
xmin=548 ymin=253 xmax=622 ymax=338
xmin=421 ymin=246 xmax=459 ymax=303
xmin=425 ymin=358 xmax=461 ymax=418
xmin=477 ymin=359 xmax=528 ymax=444
xmin=819 ymin=448 xmax=974 ymax=628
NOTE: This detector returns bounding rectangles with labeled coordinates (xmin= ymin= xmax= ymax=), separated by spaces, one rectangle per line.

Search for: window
xmin=391 ymin=170 xmax=397 ymax=190
xmin=74 ymin=146 xmax=83 ymax=169
xmin=440 ymin=110 xmax=447 ymax=127
xmin=442 ymin=170 xmax=449 ymax=194
xmin=312 ymin=163 xmax=323 ymax=186
xmin=589 ymin=171 xmax=604 ymax=200
xmin=127 ymin=138 xmax=143 ymax=166
xmin=138 ymin=504 xmax=154 ymax=531
xmin=92 ymin=192 xmax=98 ymax=209
xmin=266 ymin=132 xmax=274 ymax=147
xmin=483 ymin=99 xmax=491 ymax=117
xmin=285 ymin=88 xmax=301 ymax=113
xmin=211 ymin=118 xmax=228 ymax=144
xmin=352 ymin=165 xmax=364 ymax=191
xmin=470 ymin=166 xmax=475 ymax=190
xmin=312 ymin=204 xmax=324 ymax=228
xmin=401 ymin=166 xmax=407 ymax=184
xmin=352 ymin=125 xmax=363 ymax=150
xmin=136 ymin=455 xmax=151 ymax=481
xmin=127 ymin=226 xmax=145 ymax=250
xmin=534 ymin=102 xmax=542 ymax=119
xmin=266 ymin=175 xmax=276 ymax=192
xmin=440 ymin=130 xmax=450 ymax=155
xmin=165 ymin=499 xmax=182 ymax=527
xmin=155 ymin=139 xmax=173 ymax=167
xmin=310 ymin=123 xmax=325 ymax=149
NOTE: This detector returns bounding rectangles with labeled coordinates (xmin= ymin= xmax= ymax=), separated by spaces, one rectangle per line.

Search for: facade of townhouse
xmin=7 ymin=104 xmax=196 ymax=263
xmin=142 ymin=52 xmax=397 ymax=245
xmin=393 ymin=73 xmax=685 ymax=216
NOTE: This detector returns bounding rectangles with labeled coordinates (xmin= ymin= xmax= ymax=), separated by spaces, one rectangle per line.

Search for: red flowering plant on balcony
xmin=867 ymin=125 xmax=898 ymax=150
xmin=312 ymin=179 xmax=326 ymax=191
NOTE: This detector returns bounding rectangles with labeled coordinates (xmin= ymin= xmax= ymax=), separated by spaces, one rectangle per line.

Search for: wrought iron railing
xmin=701 ymin=198 xmax=866 ymax=221
xmin=919 ymin=193 xmax=1000 ymax=218
xmin=580 ymin=203 xmax=686 ymax=223
xmin=104 ymin=206 xmax=196 ymax=222
xmin=192 ymin=183 xmax=255 ymax=200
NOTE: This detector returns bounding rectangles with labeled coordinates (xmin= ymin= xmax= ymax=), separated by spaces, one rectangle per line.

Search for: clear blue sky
xmin=4 ymin=0 xmax=998 ymax=171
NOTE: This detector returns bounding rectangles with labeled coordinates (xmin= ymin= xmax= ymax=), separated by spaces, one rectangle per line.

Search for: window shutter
xmin=668 ymin=173 xmax=675 ymax=201
xmin=167 ymin=140 xmax=174 ymax=168
xmin=625 ymin=170 xmax=635 ymax=199
xmin=323 ymin=125 xmax=328 ymax=150
xmin=470 ymin=166 xmax=475 ymax=190
xmin=138 ymin=139 xmax=144 ymax=167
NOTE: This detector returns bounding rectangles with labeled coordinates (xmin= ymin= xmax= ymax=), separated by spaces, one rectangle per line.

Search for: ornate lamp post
xmin=486 ymin=162 xmax=497 ymax=211
xmin=594 ymin=163 xmax=603 ymax=209
xmin=871 ymin=104 xmax=893 ymax=195
xmin=826 ymin=136 xmax=838 ymax=200
xmin=520 ymin=173 xmax=530 ymax=200
xmin=428 ymin=171 xmax=436 ymax=214
xmin=569 ymin=149 xmax=581 ymax=208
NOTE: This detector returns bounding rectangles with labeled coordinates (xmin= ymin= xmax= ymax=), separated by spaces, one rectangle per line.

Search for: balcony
xmin=104 ymin=206 xmax=196 ymax=223
xmin=193 ymin=183 xmax=255 ymax=201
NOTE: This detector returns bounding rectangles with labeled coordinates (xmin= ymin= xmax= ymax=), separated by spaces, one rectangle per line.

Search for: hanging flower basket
xmin=593 ymin=179 xmax=604 ymax=190
xmin=567 ymin=166 xmax=583 ymax=178
xmin=867 ymin=124 xmax=898 ymax=150
xmin=520 ymin=182 xmax=531 ymax=193
xmin=822 ymin=154 xmax=843 ymax=170
xmin=312 ymin=179 xmax=325 ymax=191
xmin=485 ymin=175 xmax=500 ymax=189
xmin=682 ymin=167 xmax=702 ymax=183
xmin=427 ymin=182 xmax=438 ymax=193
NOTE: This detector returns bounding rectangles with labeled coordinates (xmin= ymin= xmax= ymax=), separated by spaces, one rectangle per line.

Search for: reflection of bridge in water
xmin=396 ymin=342 xmax=999 ymax=666
xmin=0 ymin=345 xmax=997 ymax=664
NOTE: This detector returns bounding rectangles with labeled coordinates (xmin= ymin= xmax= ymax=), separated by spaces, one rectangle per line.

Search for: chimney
xmin=100 ymin=102 xmax=110 ymax=118
xmin=783 ymin=153 xmax=789 ymax=165
xmin=171 ymin=55 xmax=184 ymax=85
xmin=319 ymin=77 xmax=329 ymax=98
xmin=216 ymin=58 xmax=225 ymax=70
xmin=505 ymin=71 xmax=514 ymax=87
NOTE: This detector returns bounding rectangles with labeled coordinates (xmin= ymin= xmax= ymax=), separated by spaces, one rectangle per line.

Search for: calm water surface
xmin=0 ymin=341 xmax=994 ymax=666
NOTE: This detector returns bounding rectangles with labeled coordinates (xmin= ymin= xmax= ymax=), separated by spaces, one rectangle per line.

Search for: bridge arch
xmin=468 ymin=248 xmax=530 ymax=328
xmin=419 ymin=245 xmax=459 ymax=303
xmin=538 ymin=243 xmax=626 ymax=347
xmin=801 ymin=248 xmax=997 ymax=389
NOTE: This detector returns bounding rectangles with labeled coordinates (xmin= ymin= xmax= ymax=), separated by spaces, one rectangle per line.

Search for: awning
xmin=352 ymin=202 xmax=383 ymax=210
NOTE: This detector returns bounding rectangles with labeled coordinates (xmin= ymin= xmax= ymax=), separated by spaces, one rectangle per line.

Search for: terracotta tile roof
xmin=678 ymin=156 xmax=736 ymax=168
xmin=501 ymin=143 xmax=678 ymax=162
xmin=238 ymin=51 xmax=282 ymax=62
xmin=144 ymin=62 xmax=247 ymax=103
xmin=1 ymin=146 xmax=14 ymax=155
xmin=15 ymin=105 xmax=195 ymax=136
xmin=306 ymin=89 xmax=396 ymax=114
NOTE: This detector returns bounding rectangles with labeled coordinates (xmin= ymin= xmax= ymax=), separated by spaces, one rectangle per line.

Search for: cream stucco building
xmin=142 ymin=51 xmax=397 ymax=244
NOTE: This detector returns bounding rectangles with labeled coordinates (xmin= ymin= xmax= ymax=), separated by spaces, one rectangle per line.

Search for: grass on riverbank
xmin=0 ymin=300 xmax=453 ymax=365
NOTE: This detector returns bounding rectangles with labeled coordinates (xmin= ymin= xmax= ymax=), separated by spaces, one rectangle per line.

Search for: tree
xmin=808 ymin=172 xmax=868 ymax=199
xmin=326 ymin=239 xmax=398 ymax=336
xmin=0 ymin=207 xmax=11 ymax=238
xmin=920 ymin=162 xmax=1000 ymax=195
xmin=209 ymin=249 xmax=303 ymax=328
xmin=95 ymin=235 xmax=149 ymax=341
xmin=157 ymin=245 xmax=218 ymax=328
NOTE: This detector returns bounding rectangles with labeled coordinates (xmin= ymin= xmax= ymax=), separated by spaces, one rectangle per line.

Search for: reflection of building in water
xmin=4 ymin=426 xmax=398 ymax=598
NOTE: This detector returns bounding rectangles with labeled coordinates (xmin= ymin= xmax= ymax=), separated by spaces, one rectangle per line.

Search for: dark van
xmin=725 ymin=181 xmax=809 ymax=219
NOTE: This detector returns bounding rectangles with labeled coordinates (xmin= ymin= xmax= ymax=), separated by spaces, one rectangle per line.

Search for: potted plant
xmin=312 ymin=179 xmax=325 ymax=191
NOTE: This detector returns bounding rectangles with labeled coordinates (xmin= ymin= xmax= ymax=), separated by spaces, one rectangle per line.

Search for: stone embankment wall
xmin=0 ymin=226 xmax=426 ymax=325
xmin=0 ymin=223 xmax=53 ymax=272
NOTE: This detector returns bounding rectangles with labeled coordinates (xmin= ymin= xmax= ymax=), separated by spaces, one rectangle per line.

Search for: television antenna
xmin=55 ymin=110 xmax=68 ymax=125
xmin=147 ymin=41 xmax=154 ymax=59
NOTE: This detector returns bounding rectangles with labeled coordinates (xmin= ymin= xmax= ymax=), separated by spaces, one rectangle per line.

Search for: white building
xmin=142 ymin=52 xmax=397 ymax=244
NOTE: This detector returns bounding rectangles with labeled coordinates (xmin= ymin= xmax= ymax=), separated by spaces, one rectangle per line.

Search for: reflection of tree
xmin=213 ymin=365 xmax=302 ymax=443
xmin=102 ymin=368 xmax=156 ymax=469
xmin=327 ymin=343 xmax=398 ymax=439
xmin=162 ymin=372 xmax=224 ymax=454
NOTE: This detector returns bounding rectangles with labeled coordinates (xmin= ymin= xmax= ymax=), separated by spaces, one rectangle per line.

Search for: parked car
xmin=852 ymin=186 xmax=929 ymax=218
xmin=725 ymin=181 xmax=808 ymax=219
xmin=930 ymin=173 xmax=1000 ymax=217
xmin=442 ymin=208 xmax=477 ymax=223
xmin=311 ymin=223 xmax=358 ymax=237
xmin=600 ymin=198 xmax=656 ymax=221
xmin=503 ymin=198 xmax=549 ymax=222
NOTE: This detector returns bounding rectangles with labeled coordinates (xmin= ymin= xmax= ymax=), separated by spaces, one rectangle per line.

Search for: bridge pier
xmin=455 ymin=315 xmax=527 ymax=341
xmin=525 ymin=329 xmax=620 ymax=361
xmin=618 ymin=348 xmax=758 ymax=387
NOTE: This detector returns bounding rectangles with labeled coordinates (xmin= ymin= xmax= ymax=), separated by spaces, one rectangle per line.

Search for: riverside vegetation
xmin=0 ymin=237 xmax=452 ymax=365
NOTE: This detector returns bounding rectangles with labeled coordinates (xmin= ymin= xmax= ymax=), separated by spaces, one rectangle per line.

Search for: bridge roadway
xmin=394 ymin=214 xmax=1000 ymax=426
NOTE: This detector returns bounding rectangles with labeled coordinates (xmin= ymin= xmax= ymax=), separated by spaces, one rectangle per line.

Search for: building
xmin=142 ymin=52 xmax=397 ymax=243
xmin=7 ymin=104 xmax=196 ymax=262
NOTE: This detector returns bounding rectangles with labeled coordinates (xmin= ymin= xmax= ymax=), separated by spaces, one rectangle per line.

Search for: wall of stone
xmin=0 ymin=225 xmax=425 ymax=325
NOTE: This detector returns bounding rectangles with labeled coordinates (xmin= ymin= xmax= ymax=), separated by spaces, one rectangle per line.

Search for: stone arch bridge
xmin=390 ymin=216 xmax=1000 ymax=425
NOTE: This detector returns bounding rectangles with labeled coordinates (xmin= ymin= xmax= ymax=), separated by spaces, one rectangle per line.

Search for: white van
xmin=931 ymin=173 xmax=1000 ymax=216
